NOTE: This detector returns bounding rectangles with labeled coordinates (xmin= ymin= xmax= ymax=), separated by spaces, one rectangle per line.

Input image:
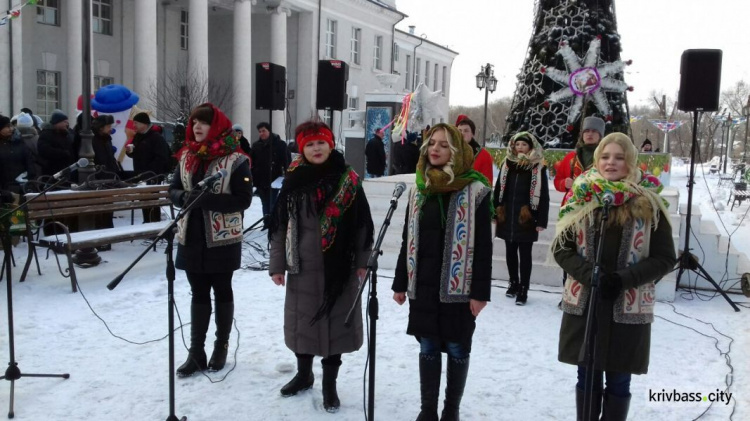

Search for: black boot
xmin=322 ymin=359 xmax=341 ymax=413
xmin=515 ymin=286 xmax=528 ymax=306
xmin=440 ymin=356 xmax=469 ymax=421
xmin=280 ymin=355 xmax=314 ymax=397
xmin=575 ymin=388 xmax=603 ymax=421
xmin=176 ymin=303 xmax=211 ymax=378
xmin=601 ymin=393 xmax=630 ymax=421
xmin=208 ymin=302 xmax=234 ymax=372
xmin=506 ymin=280 xmax=520 ymax=298
xmin=416 ymin=353 xmax=441 ymax=421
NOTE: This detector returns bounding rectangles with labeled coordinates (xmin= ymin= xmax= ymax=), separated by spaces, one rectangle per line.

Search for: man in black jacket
xmin=37 ymin=110 xmax=76 ymax=178
xmin=365 ymin=128 xmax=386 ymax=177
xmin=126 ymin=112 xmax=171 ymax=222
xmin=249 ymin=122 xmax=290 ymax=227
xmin=0 ymin=115 xmax=36 ymax=194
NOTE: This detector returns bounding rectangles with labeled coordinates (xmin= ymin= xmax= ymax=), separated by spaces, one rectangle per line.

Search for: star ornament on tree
xmin=540 ymin=37 xmax=632 ymax=125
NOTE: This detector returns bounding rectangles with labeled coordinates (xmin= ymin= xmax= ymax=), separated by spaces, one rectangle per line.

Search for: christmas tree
xmin=503 ymin=0 xmax=632 ymax=147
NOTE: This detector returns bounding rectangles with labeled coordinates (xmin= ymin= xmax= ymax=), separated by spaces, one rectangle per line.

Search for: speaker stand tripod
xmin=674 ymin=111 xmax=740 ymax=312
xmin=0 ymin=229 xmax=69 ymax=418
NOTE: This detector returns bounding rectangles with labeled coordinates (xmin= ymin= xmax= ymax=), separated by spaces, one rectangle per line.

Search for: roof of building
xmin=395 ymin=29 xmax=459 ymax=55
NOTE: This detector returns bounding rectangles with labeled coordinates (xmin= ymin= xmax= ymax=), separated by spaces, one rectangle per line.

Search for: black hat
xmin=133 ymin=112 xmax=151 ymax=125
xmin=642 ymin=139 xmax=652 ymax=146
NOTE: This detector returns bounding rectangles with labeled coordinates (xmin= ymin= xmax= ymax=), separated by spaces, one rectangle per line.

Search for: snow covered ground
xmin=0 ymin=167 xmax=748 ymax=420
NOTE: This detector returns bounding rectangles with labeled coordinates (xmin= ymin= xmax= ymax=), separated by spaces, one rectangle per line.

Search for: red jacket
xmin=553 ymin=150 xmax=587 ymax=205
xmin=473 ymin=147 xmax=494 ymax=186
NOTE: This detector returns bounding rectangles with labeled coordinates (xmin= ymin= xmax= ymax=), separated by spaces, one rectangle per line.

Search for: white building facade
xmin=0 ymin=0 xmax=456 ymax=140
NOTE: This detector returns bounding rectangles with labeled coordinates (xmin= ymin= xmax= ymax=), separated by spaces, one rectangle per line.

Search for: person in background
xmin=0 ymin=114 xmax=36 ymax=195
xmin=493 ymin=132 xmax=550 ymax=305
xmin=250 ymin=121 xmax=290 ymax=228
xmin=392 ymin=131 xmax=420 ymax=175
xmin=552 ymin=133 xmax=676 ymax=421
xmin=393 ymin=123 xmax=492 ymax=421
xmin=456 ymin=115 xmax=494 ymax=185
xmin=37 ymin=110 xmax=75 ymax=178
xmin=169 ymin=103 xmax=252 ymax=377
xmin=14 ymin=112 xmax=41 ymax=176
xmin=269 ymin=120 xmax=373 ymax=413
xmin=126 ymin=112 xmax=171 ymax=222
xmin=232 ymin=124 xmax=251 ymax=155
xmin=640 ymin=139 xmax=653 ymax=153
xmin=365 ymin=127 xmax=386 ymax=177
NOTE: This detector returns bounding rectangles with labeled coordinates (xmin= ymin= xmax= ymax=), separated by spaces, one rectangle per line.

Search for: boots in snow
xmin=280 ymin=355 xmax=314 ymax=397
xmin=416 ymin=353 xmax=442 ymax=421
xmin=440 ymin=356 xmax=470 ymax=421
xmin=322 ymin=359 xmax=342 ymax=413
xmin=208 ymin=302 xmax=234 ymax=371
xmin=176 ymin=303 xmax=212 ymax=377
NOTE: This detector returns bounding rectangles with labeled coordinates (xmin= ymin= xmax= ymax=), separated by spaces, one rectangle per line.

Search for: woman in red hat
xmin=269 ymin=120 xmax=374 ymax=412
xmin=169 ymin=103 xmax=253 ymax=377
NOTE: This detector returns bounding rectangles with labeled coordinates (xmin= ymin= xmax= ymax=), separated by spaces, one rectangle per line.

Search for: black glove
xmin=600 ymin=272 xmax=623 ymax=300
xmin=181 ymin=190 xmax=207 ymax=209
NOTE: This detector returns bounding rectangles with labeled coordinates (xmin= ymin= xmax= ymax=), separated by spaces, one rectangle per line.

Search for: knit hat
xmin=133 ymin=112 xmax=151 ymax=125
xmin=296 ymin=125 xmax=335 ymax=151
xmin=232 ymin=124 xmax=244 ymax=133
xmin=0 ymin=115 xmax=10 ymax=129
xmin=15 ymin=112 xmax=34 ymax=128
xmin=455 ymin=114 xmax=469 ymax=125
xmin=582 ymin=116 xmax=605 ymax=138
xmin=49 ymin=110 xmax=69 ymax=125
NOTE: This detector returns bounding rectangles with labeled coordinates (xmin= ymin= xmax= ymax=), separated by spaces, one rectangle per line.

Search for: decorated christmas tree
xmin=503 ymin=0 xmax=632 ymax=147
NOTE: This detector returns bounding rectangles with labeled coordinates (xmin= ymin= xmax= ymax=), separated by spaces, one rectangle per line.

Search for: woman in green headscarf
xmin=392 ymin=123 xmax=493 ymax=421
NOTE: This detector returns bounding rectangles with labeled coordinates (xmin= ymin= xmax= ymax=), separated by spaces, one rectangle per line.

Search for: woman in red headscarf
xmin=168 ymin=103 xmax=253 ymax=377
xmin=268 ymin=120 xmax=373 ymax=412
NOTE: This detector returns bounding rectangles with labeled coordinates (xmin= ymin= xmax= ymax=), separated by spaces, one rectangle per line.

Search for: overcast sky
xmin=394 ymin=0 xmax=750 ymax=109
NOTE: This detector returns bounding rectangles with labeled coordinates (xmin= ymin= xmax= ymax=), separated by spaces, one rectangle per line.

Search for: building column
xmin=296 ymin=11 xmax=317 ymax=132
xmin=67 ymin=0 xmax=83 ymax=115
xmin=188 ymin=0 xmax=209 ymax=81
xmin=0 ymin=21 xmax=10 ymax=114
xmin=134 ymin=0 xmax=158 ymax=102
xmin=233 ymin=0 xmax=255 ymax=132
xmin=269 ymin=5 xmax=290 ymax=138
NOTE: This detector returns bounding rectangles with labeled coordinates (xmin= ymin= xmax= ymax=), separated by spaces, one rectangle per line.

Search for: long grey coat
xmin=269 ymin=197 xmax=371 ymax=357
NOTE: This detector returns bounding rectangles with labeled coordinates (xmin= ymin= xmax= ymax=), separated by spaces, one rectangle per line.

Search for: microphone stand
xmin=581 ymin=202 xmax=611 ymax=421
xmin=107 ymin=187 xmax=210 ymax=421
xmin=0 ymin=178 xmax=72 ymax=419
xmin=345 ymin=190 xmax=401 ymax=421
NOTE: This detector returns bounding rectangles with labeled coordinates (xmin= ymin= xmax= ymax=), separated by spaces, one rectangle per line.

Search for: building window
xmin=92 ymin=0 xmax=113 ymax=35
xmin=325 ymin=19 xmax=337 ymax=59
xmin=348 ymin=97 xmax=360 ymax=128
xmin=393 ymin=43 xmax=399 ymax=62
xmin=321 ymin=109 xmax=332 ymax=128
xmin=425 ymin=60 xmax=430 ymax=88
xmin=36 ymin=0 xmax=60 ymax=26
xmin=442 ymin=66 xmax=447 ymax=96
xmin=373 ymin=35 xmax=383 ymax=70
xmin=350 ymin=27 xmax=361 ymax=65
xmin=94 ymin=76 xmax=114 ymax=92
xmin=434 ymin=63 xmax=439 ymax=91
xmin=36 ymin=70 xmax=60 ymax=122
xmin=415 ymin=58 xmax=421 ymax=86
xmin=405 ymin=55 xmax=412 ymax=90
xmin=180 ymin=10 xmax=189 ymax=50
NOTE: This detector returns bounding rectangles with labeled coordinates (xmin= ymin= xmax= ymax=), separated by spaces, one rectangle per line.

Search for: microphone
xmin=391 ymin=182 xmax=407 ymax=202
xmin=601 ymin=191 xmax=616 ymax=207
xmin=53 ymin=158 xmax=88 ymax=180
xmin=195 ymin=168 xmax=228 ymax=189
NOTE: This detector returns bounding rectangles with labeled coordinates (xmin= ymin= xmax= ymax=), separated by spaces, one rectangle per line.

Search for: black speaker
xmin=256 ymin=62 xmax=286 ymax=110
xmin=678 ymin=49 xmax=722 ymax=112
xmin=316 ymin=60 xmax=349 ymax=111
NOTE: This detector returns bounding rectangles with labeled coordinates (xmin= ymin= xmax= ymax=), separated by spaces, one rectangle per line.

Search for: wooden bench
xmin=728 ymin=189 xmax=750 ymax=211
xmin=18 ymin=184 xmax=174 ymax=292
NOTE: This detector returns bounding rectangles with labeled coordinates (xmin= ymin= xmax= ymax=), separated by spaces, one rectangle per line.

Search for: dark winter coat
xmin=169 ymin=160 xmax=253 ymax=273
xmin=365 ymin=136 xmax=386 ymax=176
xmin=493 ymin=161 xmax=550 ymax=243
xmin=239 ymin=136 xmax=251 ymax=155
xmin=126 ymin=126 xmax=171 ymax=181
xmin=392 ymin=139 xmax=420 ymax=175
xmin=92 ymin=132 xmax=120 ymax=176
xmin=269 ymin=189 xmax=371 ymax=357
xmin=249 ymin=134 xmax=290 ymax=190
xmin=392 ymin=193 xmax=493 ymax=350
xmin=37 ymin=126 xmax=76 ymax=177
xmin=0 ymin=131 xmax=37 ymax=194
xmin=17 ymin=127 xmax=41 ymax=177
xmin=554 ymin=209 xmax=676 ymax=374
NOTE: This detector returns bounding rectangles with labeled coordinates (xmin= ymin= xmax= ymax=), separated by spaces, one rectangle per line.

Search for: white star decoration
xmin=407 ymin=83 xmax=445 ymax=132
xmin=541 ymin=37 xmax=632 ymax=126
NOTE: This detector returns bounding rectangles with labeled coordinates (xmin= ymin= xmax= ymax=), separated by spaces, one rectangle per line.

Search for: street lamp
xmin=722 ymin=114 xmax=732 ymax=174
xmin=475 ymin=63 xmax=497 ymax=146
xmin=743 ymin=95 xmax=750 ymax=163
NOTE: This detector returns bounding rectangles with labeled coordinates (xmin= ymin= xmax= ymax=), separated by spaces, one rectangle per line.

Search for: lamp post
xmin=722 ymin=114 xmax=732 ymax=174
xmin=743 ymin=96 xmax=750 ymax=163
xmin=475 ymin=63 xmax=497 ymax=146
